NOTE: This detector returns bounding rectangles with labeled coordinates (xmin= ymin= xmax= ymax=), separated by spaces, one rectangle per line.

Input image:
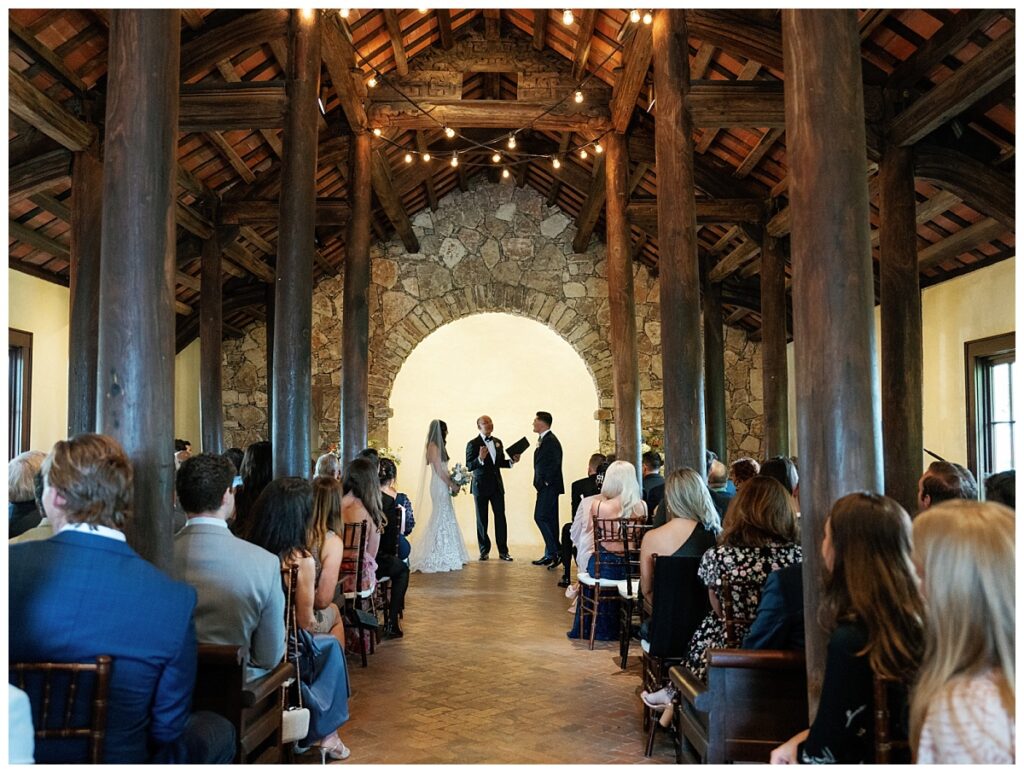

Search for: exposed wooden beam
xmin=205 ymin=131 xmax=256 ymax=183
xmin=734 ymin=127 xmax=783 ymax=178
xmin=383 ymin=10 xmax=409 ymax=76
xmin=689 ymin=80 xmax=784 ymax=128
xmin=368 ymin=99 xmax=611 ymax=131
xmin=178 ymin=82 xmax=287 ymax=132
xmin=436 ymin=9 xmax=454 ymax=50
xmin=709 ymin=225 xmax=741 ymax=254
xmin=546 ymin=134 xmax=572 ymax=205
xmin=609 ymin=22 xmax=653 ymax=132
xmin=915 ymin=143 xmax=1015 ymax=229
xmin=180 ymin=9 xmax=204 ymax=30
xmin=686 ymin=10 xmax=783 ymax=70
xmin=176 ymin=271 xmax=201 ymax=292
xmin=239 ymin=226 xmax=274 ymax=254
xmin=179 ymin=9 xmax=289 ymax=80
xmin=628 ymin=198 xmax=765 ymax=232
xmin=9 ymin=17 xmax=88 ymax=93
xmin=708 ymin=238 xmax=759 ymax=282
xmin=416 ymin=131 xmax=439 ymax=209
xmin=887 ymin=10 xmax=1004 ymax=89
xmin=370 ymin=150 xmax=419 ymax=252
xmin=572 ymin=155 xmax=607 ymax=252
xmin=220 ymin=198 xmax=351 ymax=225
xmin=725 ymin=307 xmax=749 ymax=325
xmin=532 ymin=9 xmax=547 ymax=50
xmin=9 ymin=219 xmax=69 ymax=258
xmin=320 ymin=15 xmax=368 ymax=132
xmin=917 ymin=217 xmax=1005 ymax=271
xmin=858 ymin=9 xmax=890 ymax=40
xmin=27 ymin=192 xmax=71 ymax=222
xmin=215 ymin=58 xmax=283 ymax=158
xmin=10 ymin=258 xmax=69 ymax=285
xmin=9 ymin=66 xmax=96 ymax=151
xmin=572 ymin=9 xmax=597 ymax=80
xmin=869 ymin=190 xmax=961 ymax=247
xmin=691 ymin=42 xmax=715 ymax=79
xmin=10 ymin=148 xmax=72 ymax=203
xmin=696 ymin=60 xmax=761 ymax=153
xmin=889 ymin=30 xmax=1014 ymax=147
xmin=483 ymin=8 xmax=500 ymax=41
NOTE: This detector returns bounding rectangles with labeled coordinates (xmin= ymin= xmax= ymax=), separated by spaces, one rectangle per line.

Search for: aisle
xmin=328 ymin=553 xmax=670 ymax=764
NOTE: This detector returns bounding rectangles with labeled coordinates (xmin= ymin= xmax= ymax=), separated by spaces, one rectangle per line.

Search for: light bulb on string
xmin=404 ymin=152 xmax=414 ymax=164
xmin=339 ymin=8 xmax=350 ymax=18
xmin=450 ymin=152 xmax=459 ymax=168
xmin=629 ymin=9 xmax=641 ymax=23
xmin=552 ymin=157 xmax=561 ymax=170
xmin=642 ymin=11 xmax=653 ymax=24
xmin=492 ymin=152 xmax=501 ymax=163
xmin=300 ymin=8 xmax=315 ymax=22
xmin=507 ymin=133 xmax=517 ymax=150
xmin=562 ymin=9 xmax=574 ymax=26
xmin=372 ymin=127 xmax=382 ymax=137
xmin=574 ymin=90 xmax=584 ymax=103
xmin=579 ymin=148 xmax=588 ymax=159
xmin=367 ymin=75 xmax=377 ymax=88
xmin=502 ymin=167 xmax=511 ymax=179
xmin=422 ymin=152 xmax=431 ymax=162
xmin=444 ymin=126 xmax=455 ymax=139
xmin=594 ymin=141 xmax=603 ymax=154
xmin=418 ymin=7 xmax=428 ymax=13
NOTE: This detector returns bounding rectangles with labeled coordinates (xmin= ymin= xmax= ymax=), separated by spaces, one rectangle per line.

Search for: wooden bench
xmin=192 ymin=645 xmax=295 ymax=764
xmin=670 ymin=649 xmax=808 ymax=764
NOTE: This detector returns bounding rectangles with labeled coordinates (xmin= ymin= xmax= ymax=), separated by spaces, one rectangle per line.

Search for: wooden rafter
xmin=220 ymin=199 xmax=350 ymax=225
xmin=918 ymin=217 xmax=1006 ymax=270
xmin=685 ymin=10 xmax=783 ymax=70
xmin=9 ymin=66 xmax=96 ymax=151
xmin=914 ymin=144 xmax=1015 ymax=229
xmin=383 ymin=10 xmax=409 ymax=76
xmin=609 ymin=22 xmax=653 ymax=132
xmin=205 ymin=131 xmax=256 ymax=183
xmin=887 ymin=9 xmax=1004 ymax=89
xmin=734 ymin=127 xmax=783 ymax=179
xmin=215 ymin=59 xmax=282 ymax=158
xmin=628 ymin=199 xmax=765 ymax=232
xmin=370 ymin=150 xmax=419 ymax=252
xmin=708 ymin=238 xmax=760 ymax=282
xmin=179 ymin=9 xmax=289 ymax=80
xmin=532 ymin=9 xmax=547 ymax=51
xmin=9 ymin=219 xmax=69 ymax=258
xmin=691 ymin=42 xmax=715 ymax=80
xmin=27 ymin=192 xmax=71 ymax=222
xmin=436 ymin=9 xmax=454 ymax=50
xmin=572 ymin=9 xmax=596 ymax=80
xmin=179 ymin=82 xmax=287 ymax=132
xmin=869 ymin=190 xmax=961 ymax=247
xmin=10 ymin=148 xmax=72 ymax=202
xmin=9 ymin=17 xmax=87 ymax=93
xmin=572 ymin=155 xmax=607 ymax=252
xmin=696 ymin=60 xmax=761 ymax=153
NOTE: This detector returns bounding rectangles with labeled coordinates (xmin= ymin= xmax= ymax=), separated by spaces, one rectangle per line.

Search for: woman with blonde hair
xmin=307 ymin=476 xmax=346 ymax=649
xmin=568 ymin=460 xmax=647 ymax=640
xmin=685 ymin=475 xmax=801 ymax=681
xmin=771 ymin=492 xmax=924 ymax=764
xmin=910 ymin=500 xmax=1014 ymax=763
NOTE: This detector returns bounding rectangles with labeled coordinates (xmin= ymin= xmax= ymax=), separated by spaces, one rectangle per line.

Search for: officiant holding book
xmin=466 ymin=415 xmax=520 ymax=562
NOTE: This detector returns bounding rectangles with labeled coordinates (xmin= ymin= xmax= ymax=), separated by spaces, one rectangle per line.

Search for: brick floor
xmin=298 ymin=548 xmax=675 ymax=764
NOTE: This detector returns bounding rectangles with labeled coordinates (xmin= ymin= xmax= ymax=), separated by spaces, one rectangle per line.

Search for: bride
xmin=409 ymin=419 xmax=470 ymax=573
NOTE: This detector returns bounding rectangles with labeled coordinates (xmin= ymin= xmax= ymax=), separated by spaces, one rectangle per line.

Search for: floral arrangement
xmin=641 ymin=431 xmax=664 ymax=455
xmin=368 ymin=439 xmax=403 ymax=465
xmin=449 ymin=462 xmax=471 ymax=496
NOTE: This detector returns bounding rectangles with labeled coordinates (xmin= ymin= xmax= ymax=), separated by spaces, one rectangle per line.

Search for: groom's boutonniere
xmin=495 ymin=441 xmax=502 ymax=448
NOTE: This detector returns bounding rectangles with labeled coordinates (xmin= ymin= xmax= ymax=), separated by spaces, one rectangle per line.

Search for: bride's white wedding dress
xmin=409 ymin=465 xmax=470 ymax=573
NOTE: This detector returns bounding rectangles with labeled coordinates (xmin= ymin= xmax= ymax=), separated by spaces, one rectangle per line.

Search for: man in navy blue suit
xmin=529 ymin=411 xmax=564 ymax=567
xmin=8 ymin=433 xmax=234 ymax=764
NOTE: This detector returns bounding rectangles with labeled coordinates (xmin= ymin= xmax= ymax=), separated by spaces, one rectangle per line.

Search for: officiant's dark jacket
xmin=466 ymin=436 xmax=511 ymax=496
xmin=533 ymin=432 xmax=565 ymax=494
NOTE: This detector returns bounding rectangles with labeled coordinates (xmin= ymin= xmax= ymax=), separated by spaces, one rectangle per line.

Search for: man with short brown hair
xmin=917 ymin=461 xmax=978 ymax=512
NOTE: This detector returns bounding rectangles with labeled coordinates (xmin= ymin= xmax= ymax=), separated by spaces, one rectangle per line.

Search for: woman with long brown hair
xmin=684 ymin=475 xmax=801 ymax=681
xmin=307 ymin=476 xmax=346 ymax=649
xmin=770 ymin=492 xmax=924 ymax=764
xmin=340 ymin=456 xmax=385 ymax=596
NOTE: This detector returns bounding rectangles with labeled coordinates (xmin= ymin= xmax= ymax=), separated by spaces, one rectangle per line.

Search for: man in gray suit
xmin=172 ymin=453 xmax=285 ymax=680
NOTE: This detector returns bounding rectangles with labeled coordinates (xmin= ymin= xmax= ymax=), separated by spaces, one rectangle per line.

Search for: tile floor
xmin=299 ymin=549 xmax=673 ymax=764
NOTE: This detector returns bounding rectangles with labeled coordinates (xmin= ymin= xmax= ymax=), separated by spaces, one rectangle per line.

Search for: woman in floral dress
xmin=685 ymin=475 xmax=802 ymax=681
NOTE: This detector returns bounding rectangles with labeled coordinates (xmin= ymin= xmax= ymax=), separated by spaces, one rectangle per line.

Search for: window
xmin=966 ymin=332 xmax=1016 ymax=483
xmin=9 ymin=328 xmax=33 ymax=459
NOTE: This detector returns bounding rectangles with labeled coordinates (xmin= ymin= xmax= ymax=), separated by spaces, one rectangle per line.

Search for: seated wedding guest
xmin=315 ymin=452 xmax=342 ymax=480
xmin=559 ymin=453 xmax=606 ymax=588
xmin=639 ymin=468 xmax=720 ymax=629
xmin=174 ymin=438 xmax=192 ymax=470
xmin=9 ymin=685 xmax=35 ymax=764
xmin=642 ymin=451 xmax=665 ymax=516
xmin=707 ymin=459 xmax=734 ymax=521
xmin=771 ymin=492 xmax=924 ymax=764
xmin=742 ymin=563 xmax=805 ymax=651
xmin=985 ymin=469 xmax=1015 ymax=509
xmin=9 ymin=433 xmax=235 ymax=763
xmin=308 ymin=477 xmax=346 ymax=649
xmin=760 ymin=455 xmax=799 ymax=496
xmin=917 ymin=460 xmax=978 ymax=512
xmin=245 ymin=477 xmax=351 ymax=761
xmin=8 ymin=450 xmax=45 ymax=537
xmin=9 ymin=472 xmax=52 ymax=544
xmin=341 ymin=457 xmax=384 ymax=594
xmin=172 ymin=453 xmax=285 ymax=681
xmin=357 ymin=447 xmax=380 ymax=469
xmin=387 ymin=466 xmax=416 ymax=562
xmin=568 ymin=460 xmax=647 ymax=640
xmin=377 ymin=458 xmax=411 ymax=639
xmin=685 ymin=476 xmax=801 ymax=681
xmin=729 ymin=457 xmax=760 ymax=490
xmin=911 ymin=500 xmax=1015 ymax=764
xmin=223 ymin=447 xmax=244 ymax=476
xmin=230 ymin=440 xmax=272 ymax=537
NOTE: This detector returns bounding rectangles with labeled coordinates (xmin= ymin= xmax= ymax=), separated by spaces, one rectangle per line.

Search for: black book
xmin=506 ymin=437 xmax=530 ymax=457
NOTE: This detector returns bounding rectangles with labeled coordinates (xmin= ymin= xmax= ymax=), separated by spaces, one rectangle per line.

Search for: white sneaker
xmin=641 ymin=686 xmax=677 ymax=709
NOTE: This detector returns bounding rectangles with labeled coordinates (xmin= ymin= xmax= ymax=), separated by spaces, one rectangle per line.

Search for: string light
xmin=422 ymin=152 xmax=431 ymax=162
xmin=502 ymin=168 xmax=511 ymax=179
xmin=562 ymin=9 xmax=574 ymax=26
xmin=418 ymin=7 xmax=428 ymax=12
xmin=507 ymin=133 xmax=517 ymax=150
xmin=594 ymin=142 xmax=604 ymax=154
xmin=339 ymin=8 xmax=350 ymax=18
xmin=450 ymin=152 xmax=459 ymax=168
xmin=642 ymin=11 xmax=653 ymax=24
xmin=552 ymin=157 xmax=561 ymax=169
xmin=372 ymin=127 xmax=382 ymax=137
xmin=405 ymin=152 xmax=414 ymax=163
xmin=444 ymin=126 xmax=455 ymax=139
xmin=300 ymin=7 xmax=315 ymax=21
xmin=629 ymin=9 xmax=641 ymax=23
xmin=574 ymin=90 xmax=584 ymax=103
xmin=492 ymin=152 xmax=501 ymax=163
xmin=579 ymin=148 xmax=588 ymax=159
xmin=367 ymin=75 xmax=378 ymax=88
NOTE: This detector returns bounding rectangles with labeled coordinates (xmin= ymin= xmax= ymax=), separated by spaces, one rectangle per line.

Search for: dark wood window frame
xmin=965 ymin=331 xmax=1015 ymax=481
xmin=9 ymin=328 xmax=33 ymax=459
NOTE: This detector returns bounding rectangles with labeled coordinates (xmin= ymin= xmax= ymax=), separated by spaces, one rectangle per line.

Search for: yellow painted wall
xmin=7 ymin=270 xmax=205 ymax=455
xmin=389 ymin=312 xmax=600 ymax=553
xmin=786 ymin=258 xmax=1017 ymax=471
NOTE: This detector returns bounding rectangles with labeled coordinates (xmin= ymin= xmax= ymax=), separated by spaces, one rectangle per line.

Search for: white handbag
xmin=281 ymin=565 xmax=311 ymax=744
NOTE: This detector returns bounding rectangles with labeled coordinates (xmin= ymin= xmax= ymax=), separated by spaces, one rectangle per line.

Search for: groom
xmin=466 ymin=416 xmax=513 ymax=562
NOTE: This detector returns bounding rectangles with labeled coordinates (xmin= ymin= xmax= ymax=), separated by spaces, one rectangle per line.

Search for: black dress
xmin=376 ymin=492 xmax=409 ymax=627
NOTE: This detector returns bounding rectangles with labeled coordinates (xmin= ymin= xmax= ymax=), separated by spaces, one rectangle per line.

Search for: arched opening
xmin=389 ymin=312 xmax=600 ymax=553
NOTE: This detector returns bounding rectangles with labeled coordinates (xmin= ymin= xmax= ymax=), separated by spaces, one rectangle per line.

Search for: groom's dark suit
xmin=533 ymin=431 xmax=564 ymax=560
xmin=466 ymin=434 xmax=511 ymax=557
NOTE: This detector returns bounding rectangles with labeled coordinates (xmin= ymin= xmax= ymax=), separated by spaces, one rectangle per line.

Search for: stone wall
xmin=221 ymin=178 xmax=764 ymax=462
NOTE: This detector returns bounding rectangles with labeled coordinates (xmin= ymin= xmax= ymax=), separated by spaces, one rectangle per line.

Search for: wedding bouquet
xmin=449 ymin=462 xmax=470 ymax=496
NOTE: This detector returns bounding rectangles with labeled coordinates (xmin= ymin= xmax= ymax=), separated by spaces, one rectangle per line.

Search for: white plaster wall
xmin=389 ymin=312 xmax=600 ymax=553
xmin=174 ymin=340 xmax=202 ymax=451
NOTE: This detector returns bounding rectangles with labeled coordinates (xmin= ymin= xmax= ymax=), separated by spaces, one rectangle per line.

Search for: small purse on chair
xmin=282 ymin=565 xmax=311 ymax=745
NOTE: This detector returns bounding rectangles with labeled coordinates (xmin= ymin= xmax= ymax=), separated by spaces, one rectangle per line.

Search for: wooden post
xmin=272 ymin=9 xmax=321 ymax=478
xmin=702 ymin=262 xmax=727 ymax=462
xmin=879 ymin=142 xmax=922 ymax=515
xmin=264 ymin=283 xmax=274 ymax=445
xmin=199 ymin=214 xmax=223 ymax=453
xmin=783 ymin=9 xmax=883 ymax=714
xmin=341 ymin=131 xmax=372 ymax=464
xmin=653 ymin=9 xmax=705 ymax=472
xmin=67 ymin=149 xmax=102 ymax=435
xmin=96 ymin=10 xmax=180 ymax=570
xmin=604 ymin=132 xmax=641 ymax=472
xmin=761 ymin=223 xmax=790 ymax=458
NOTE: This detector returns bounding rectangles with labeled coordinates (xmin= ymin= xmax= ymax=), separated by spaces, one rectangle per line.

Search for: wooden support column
xmin=761 ymin=222 xmax=790 ymax=457
xmin=879 ymin=142 xmax=922 ymax=515
xmin=605 ymin=132 xmax=641 ymax=472
xmin=199 ymin=217 xmax=223 ymax=452
xmin=783 ymin=9 xmax=882 ymax=714
xmin=272 ymin=9 xmax=320 ymax=478
xmin=702 ymin=263 xmax=727 ymax=462
xmin=264 ymin=283 xmax=275 ymax=444
xmin=342 ymin=131 xmax=372 ymax=464
xmin=67 ymin=149 xmax=102 ymax=435
xmin=653 ymin=9 xmax=704 ymax=472
xmin=96 ymin=10 xmax=180 ymax=570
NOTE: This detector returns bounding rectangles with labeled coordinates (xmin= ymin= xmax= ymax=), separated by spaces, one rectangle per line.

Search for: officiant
xmin=465 ymin=416 xmax=516 ymax=562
